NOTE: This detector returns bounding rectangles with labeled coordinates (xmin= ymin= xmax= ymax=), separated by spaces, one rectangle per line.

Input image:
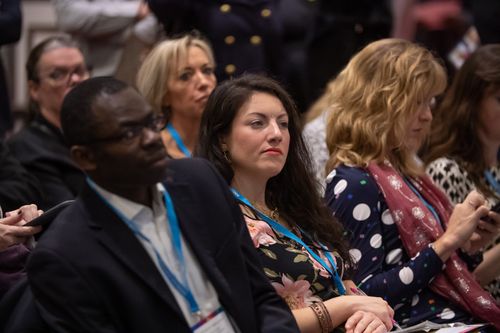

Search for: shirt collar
xmin=91 ymin=182 xmax=165 ymax=221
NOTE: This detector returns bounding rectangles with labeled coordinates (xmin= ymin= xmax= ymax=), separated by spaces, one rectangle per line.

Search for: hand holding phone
xmin=484 ymin=202 xmax=500 ymax=225
xmin=25 ymin=200 xmax=74 ymax=227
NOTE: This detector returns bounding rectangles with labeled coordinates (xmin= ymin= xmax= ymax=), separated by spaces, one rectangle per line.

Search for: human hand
xmin=434 ymin=191 xmax=489 ymax=260
xmin=345 ymin=310 xmax=390 ymax=333
xmin=136 ymin=1 xmax=150 ymax=21
xmin=0 ymin=204 xmax=42 ymax=251
xmin=466 ymin=210 xmax=500 ymax=253
xmin=340 ymin=295 xmax=394 ymax=331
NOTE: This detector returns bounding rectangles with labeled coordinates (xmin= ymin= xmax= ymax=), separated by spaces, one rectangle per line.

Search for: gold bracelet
xmin=309 ymin=302 xmax=334 ymax=333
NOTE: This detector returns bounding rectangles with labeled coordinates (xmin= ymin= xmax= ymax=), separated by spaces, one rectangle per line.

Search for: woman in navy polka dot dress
xmin=323 ymin=39 xmax=500 ymax=330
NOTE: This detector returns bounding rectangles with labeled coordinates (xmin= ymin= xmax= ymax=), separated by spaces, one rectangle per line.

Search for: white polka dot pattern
xmin=399 ymin=267 xmax=414 ymax=285
xmin=353 ymin=203 xmax=371 ymax=221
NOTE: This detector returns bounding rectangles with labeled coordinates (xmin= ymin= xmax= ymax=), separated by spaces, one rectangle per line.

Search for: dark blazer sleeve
xmin=0 ymin=0 xmax=22 ymax=45
xmin=27 ymin=246 xmax=117 ymax=333
xmin=204 ymin=160 xmax=299 ymax=333
xmin=0 ymin=141 xmax=42 ymax=212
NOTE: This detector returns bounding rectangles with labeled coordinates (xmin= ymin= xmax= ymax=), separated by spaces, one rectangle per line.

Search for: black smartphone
xmin=491 ymin=201 xmax=500 ymax=214
xmin=484 ymin=201 xmax=500 ymax=224
xmin=25 ymin=200 xmax=74 ymax=227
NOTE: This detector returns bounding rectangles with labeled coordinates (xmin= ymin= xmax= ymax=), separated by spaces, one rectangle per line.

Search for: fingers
xmin=345 ymin=311 xmax=364 ymax=330
xmin=477 ymin=219 xmax=498 ymax=234
xmin=346 ymin=311 xmax=389 ymax=333
xmin=485 ymin=211 xmax=500 ymax=228
xmin=18 ymin=204 xmax=41 ymax=223
xmin=0 ymin=212 xmax=23 ymax=225
xmin=465 ymin=191 xmax=487 ymax=208
xmin=8 ymin=224 xmax=41 ymax=237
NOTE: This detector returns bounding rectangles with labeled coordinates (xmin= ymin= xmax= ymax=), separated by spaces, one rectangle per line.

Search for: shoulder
xmin=302 ymin=114 xmax=326 ymax=141
xmin=33 ymin=199 xmax=89 ymax=255
xmin=426 ymin=157 xmax=466 ymax=178
xmin=167 ymin=158 xmax=218 ymax=181
xmin=325 ymin=165 xmax=378 ymax=195
xmin=166 ymin=158 xmax=230 ymax=196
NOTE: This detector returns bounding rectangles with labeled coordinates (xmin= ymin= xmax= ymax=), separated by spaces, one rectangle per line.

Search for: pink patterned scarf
xmin=367 ymin=161 xmax=500 ymax=330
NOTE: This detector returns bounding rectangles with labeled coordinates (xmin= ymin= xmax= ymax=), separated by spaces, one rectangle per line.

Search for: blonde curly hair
xmin=325 ymin=38 xmax=447 ymax=177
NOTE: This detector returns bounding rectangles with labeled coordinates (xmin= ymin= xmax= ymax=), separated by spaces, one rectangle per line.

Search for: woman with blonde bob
xmin=325 ymin=39 xmax=500 ymax=330
xmin=137 ymin=34 xmax=216 ymax=158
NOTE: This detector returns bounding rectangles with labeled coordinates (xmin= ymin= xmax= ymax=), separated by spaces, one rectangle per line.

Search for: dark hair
xmin=61 ymin=76 xmax=129 ymax=146
xmin=196 ymin=74 xmax=351 ymax=264
xmin=423 ymin=44 xmax=500 ymax=199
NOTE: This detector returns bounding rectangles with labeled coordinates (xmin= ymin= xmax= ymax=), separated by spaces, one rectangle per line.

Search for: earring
xmin=222 ymin=149 xmax=231 ymax=164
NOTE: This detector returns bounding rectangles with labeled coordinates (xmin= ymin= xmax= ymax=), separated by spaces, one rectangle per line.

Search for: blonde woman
xmin=324 ymin=39 xmax=500 ymax=329
xmin=137 ymin=34 xmax=216 ymax=158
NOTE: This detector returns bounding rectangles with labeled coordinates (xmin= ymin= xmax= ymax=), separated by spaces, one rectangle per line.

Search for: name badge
xmin=191 ymin=307 xmax=234 ymax=333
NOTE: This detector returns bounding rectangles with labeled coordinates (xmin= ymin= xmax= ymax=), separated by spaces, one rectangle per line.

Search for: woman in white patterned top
xmin=423 ymin=44 xmax=500 ymax=302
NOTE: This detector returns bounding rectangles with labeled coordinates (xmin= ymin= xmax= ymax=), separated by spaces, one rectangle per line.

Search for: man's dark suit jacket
xmin=27 ymin=158 xmax=299 ymax=333
xmin=7 ymin=115 xmax=85 ymax=210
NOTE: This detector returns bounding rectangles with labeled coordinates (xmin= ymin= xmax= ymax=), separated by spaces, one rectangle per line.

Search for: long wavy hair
xmin=325 ymin=39 xmax=447 ymax=177
xmin=196 ymin=74 xmax=351 ymax=265
xmin=136 ymin=33 xmax=215 ymax=120
xmin=423 ymin=44 xmax=500 ymax=199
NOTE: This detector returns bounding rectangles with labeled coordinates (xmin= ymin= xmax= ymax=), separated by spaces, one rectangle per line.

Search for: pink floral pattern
xmin=240 ymin=206 xmax=347 ymax=310
xmin=272 ymin=275 xmax=322 ymax=309
xmin=243 ymin=216 xmax=277 ymax=248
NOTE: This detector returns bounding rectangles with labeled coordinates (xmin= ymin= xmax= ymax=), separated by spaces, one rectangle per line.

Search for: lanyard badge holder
xmin=86 ymin=178 xmax=200 ymax=317
xmin=166 ymin=123 xmax=192 ymax=157
xmin=231 ymin=188 xmax=346 ymax=295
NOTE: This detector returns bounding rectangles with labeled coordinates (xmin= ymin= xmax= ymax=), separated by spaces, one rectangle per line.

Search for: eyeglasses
xmin=81 ymin=113 xmax=167 ymax=145
xmin=39 ymin=65 xmax=90 ymax=86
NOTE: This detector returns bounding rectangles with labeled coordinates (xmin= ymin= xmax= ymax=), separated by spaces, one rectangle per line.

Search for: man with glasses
xmin=25 ymin=76 xmax=299 ymax=333
xmin=8 ymin=36 xmax=90 ymax=210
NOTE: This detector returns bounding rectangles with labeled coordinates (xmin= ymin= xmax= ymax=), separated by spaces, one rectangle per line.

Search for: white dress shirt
xmin=91 ymin=182 xmax=234 ymax=329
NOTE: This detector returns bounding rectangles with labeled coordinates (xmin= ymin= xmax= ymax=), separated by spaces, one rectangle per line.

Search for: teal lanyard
xmin=404 ymin=178 xmax=443 ymax=229
xmin=484 ymin=170 xmax=500 ymax=194
xmin=166 ymin=123 xmax=192 ymax=157
xmin=231 ymin=188 xmax=346 ymax=295
xmin=87 ymin=178 xmax=200 ymax=315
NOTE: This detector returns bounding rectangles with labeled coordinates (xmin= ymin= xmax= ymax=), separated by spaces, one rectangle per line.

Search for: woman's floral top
xmin=241 ymin=205 xmax=347 ymax=310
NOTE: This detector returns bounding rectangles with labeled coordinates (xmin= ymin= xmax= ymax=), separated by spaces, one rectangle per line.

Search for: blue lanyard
xmin=404 ymin=179 xmax=443 ymax=229
xmin=166 ymin=123 xmax=192 ymax=157
xmin=484 ymin=170 xmax=500 ymax=194
xmin=87 ymin=178 xmax=200 ymax=315
xmin=231 ymin=188 xmax=346 ymax=295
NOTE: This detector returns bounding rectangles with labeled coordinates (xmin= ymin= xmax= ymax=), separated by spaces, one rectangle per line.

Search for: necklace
xmin=253 ymin=202 xmax=280 ymax=221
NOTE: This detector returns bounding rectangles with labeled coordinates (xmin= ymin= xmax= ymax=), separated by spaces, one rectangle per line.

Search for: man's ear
xmin=70 ymin=145 xmax=97 ymax=172
xmin=28 ymin=80 xmax=40 ymax=103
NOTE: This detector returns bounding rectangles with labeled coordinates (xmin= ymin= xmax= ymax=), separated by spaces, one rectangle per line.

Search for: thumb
xmin=472 ymin=205 xmax=490 ymax=221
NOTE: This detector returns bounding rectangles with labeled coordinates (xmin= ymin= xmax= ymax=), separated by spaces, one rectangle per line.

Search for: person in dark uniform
xmin=471 ymin=0 xmax=500 ymax=44
xmin=306 ymin=0 xmax=393 ymax=106
xmin=0 ymin=0 xmax=22 ymax=138
xmin=147 ymin=0 xmax=285 ymax=84
xmin=7 ymin=36 xmax=89 ymax=210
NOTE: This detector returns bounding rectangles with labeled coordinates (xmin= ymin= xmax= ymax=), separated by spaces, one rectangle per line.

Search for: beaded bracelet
xmin=309 ymin=302 xmax=333 ymax=333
